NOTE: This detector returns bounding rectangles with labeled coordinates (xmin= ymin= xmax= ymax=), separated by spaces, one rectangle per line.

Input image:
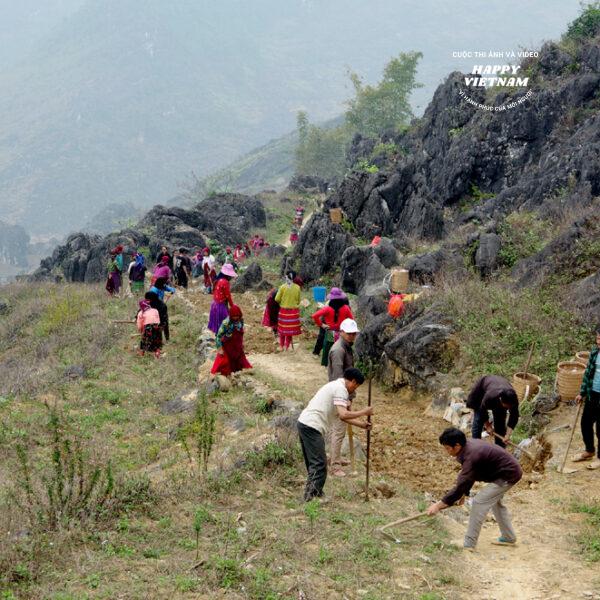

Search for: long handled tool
xmin=365 ymin=378 xmax=372 ymax=502
xmin=347 ymin=424 xmax=355 ymax=471
xmin=379 ymin=506 xmax=448 ymax=543
xmin=520 ymin=342 xmax=536 ymax=403
xmin=522 ymin=342 xmax=535 ymax=380
xmin=491 ymin=431 xmax=536 ymax=460
xmin=111 ymin=319 xmax=135 ymax=324
xmin=558 ymin=401 xmax=583 ymax=475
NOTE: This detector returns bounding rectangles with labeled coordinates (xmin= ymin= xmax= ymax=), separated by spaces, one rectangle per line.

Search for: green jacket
xmin=580 ymin=346 xmax=599 ymax=399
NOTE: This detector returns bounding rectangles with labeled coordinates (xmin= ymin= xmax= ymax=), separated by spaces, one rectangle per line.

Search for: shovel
xmin=491 ymin=431 xmax=536 ymax=461
xmin=558 ymin=401 xmax=583 ymax=475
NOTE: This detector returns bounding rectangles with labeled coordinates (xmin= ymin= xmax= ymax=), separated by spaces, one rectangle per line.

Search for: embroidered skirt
xmin=277 ymin=307 xmax=301 ymax=337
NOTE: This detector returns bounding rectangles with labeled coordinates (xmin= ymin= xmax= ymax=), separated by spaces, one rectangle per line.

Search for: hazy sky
xmin=0 ymin=0 xmax=584 ymax=113
xmin=0 ymin=0 xmax=585 ymax=236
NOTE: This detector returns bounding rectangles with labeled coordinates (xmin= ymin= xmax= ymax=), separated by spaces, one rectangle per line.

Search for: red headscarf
xmin=161 ymin=255 xmax=169 ymax=264
xmin=229 ymin=305 xmax=243 ymax=320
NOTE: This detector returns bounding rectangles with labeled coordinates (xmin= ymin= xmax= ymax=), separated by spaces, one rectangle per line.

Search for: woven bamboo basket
xmin=574 ymin=351 xmax=590 ymax=367
xmin=329 ymin=208 xmax=343 ymax=224
xmin=556 ymin=361 xmax=585 ymax=402
xmin=391 ymin=268 xmax=409 ymax=293
xmin=512 ymin=372 xmax=541 ymax=402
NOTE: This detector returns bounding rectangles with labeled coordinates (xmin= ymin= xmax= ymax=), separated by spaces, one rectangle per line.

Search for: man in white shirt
xmin=297 ymin=368 xmax=373 ymax=501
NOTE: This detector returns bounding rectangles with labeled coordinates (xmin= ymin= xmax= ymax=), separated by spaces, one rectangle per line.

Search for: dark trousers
xmin=472 ymin=406 xmax=507 ymax=448
xmin=297 ymin=421 xmax=327 ymax=501
xmin=151 ymin=299 xmax=169 ymax=341
xmin=582 ymin=391 xmax=600 ymax=457
xmin=313 ymin=326 xmax=326 ymax=355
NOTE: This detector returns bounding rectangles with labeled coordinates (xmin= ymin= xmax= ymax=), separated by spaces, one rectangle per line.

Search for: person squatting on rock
xmin=210 ymin=305 xmax=252 ymax=377
xmin=275 ymin=271 xmax=302 ymax=351
xmin=427 ymin=427 xmax=522 ymax=549
xmin=136 ymin=299 xmax=162 ymax=358
xmin=297 ymin=368 xmax=373 ymax=501
xmin=466 ymin=375 xmax=519 ymax=448
xmin=327 ymin=318 xmax=360 ymax=477
xmin=311 ymin=287 xmax=353 ymax=365
xmin=572 ymin=325 xmax=600 ymax=470
xmin=208 ymin=264 xmax=237 ymax=335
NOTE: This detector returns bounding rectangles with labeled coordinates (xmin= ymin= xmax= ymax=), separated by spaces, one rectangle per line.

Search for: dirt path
xmin=284 ymin=210 xmax=314 ymax=247
xmin=180 ymin=287 xmax=600 ymax=599
xmin=249 ymin=342 xmax=600 ymax=600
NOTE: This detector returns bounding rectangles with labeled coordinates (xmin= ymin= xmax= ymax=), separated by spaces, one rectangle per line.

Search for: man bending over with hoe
xmin=297 ymin=368 xmax=373 ymax=501
xmin=427 ymin=427 xmax=522 ymax=550
xmin=467 ymin=375 xmax=519 ymax=448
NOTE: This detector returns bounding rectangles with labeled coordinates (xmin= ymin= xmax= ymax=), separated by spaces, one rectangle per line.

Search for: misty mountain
xmin=0 ymin=0 xmax=84 ymax=70
xmin=0 ymin=0 xmax=581 ymax=236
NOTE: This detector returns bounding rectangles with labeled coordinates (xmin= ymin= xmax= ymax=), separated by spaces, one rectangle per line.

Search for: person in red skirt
xmin=274 ymin=271 xmax=302 ymax=351
xmin=261 ymin=287 xmax=280 ymax=340
xmin=211 ymin=305 xmax=252 ymax=376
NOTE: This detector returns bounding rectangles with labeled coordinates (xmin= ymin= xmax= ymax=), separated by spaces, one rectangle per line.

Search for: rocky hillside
xmin=32 ymin=194 xmax=266 ymax=282
xmin=287 ymin=25 xmax=600 ymax=391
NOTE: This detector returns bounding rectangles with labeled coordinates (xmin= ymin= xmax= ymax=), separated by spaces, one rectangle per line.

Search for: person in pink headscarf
xmin=152 ymin=255 xmax=172 ymax=285
xmin=208 ymin=264 xmax=237 ymax=334
xmin=136 ymin=299 xmax=162 ymax=358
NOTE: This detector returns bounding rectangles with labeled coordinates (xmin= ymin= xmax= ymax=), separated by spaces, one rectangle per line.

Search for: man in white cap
xmin=297 ymin=367 xmax=372 ymax=501
xmin=327 ymin=318 xmax=359 ymax=476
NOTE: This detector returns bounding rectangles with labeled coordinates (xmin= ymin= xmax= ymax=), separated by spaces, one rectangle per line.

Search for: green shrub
xmin=346 ymin=51 xmax=423 ymax=137
xmin=370 ymin=141 xmax=399 ymax=160
xmin=295 ymin=112 xmax=350 ymax=181
xmin=245 ymin=439 xmax=300 ymax=475
xmin=213 ymin=557 xmax=242 ymax=589
xmin=35 ymin=291 xmax=91 ymax=337
xmin=441 ymin=278 xmax=588 ymax=382
xmin=571 ymin=502 xmax=600 ymax=561
xmin=9 ymin=404 xmax=154 ymax=530
xmin=179 ymin=392 xmax=216 ymax=474
xmin=564 ymin=2 xmax=600 ymax=41
xmin=497 ymin=211 xmax=553 ymax=268
xmin=356 ymin=160 xmax=379 ymax=174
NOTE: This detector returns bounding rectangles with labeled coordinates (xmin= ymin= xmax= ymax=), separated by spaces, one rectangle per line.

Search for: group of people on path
xmin=298 ymin=324 xmax=600 ymax=551
xmin=108 ymin=241 xmax=600 ymax=552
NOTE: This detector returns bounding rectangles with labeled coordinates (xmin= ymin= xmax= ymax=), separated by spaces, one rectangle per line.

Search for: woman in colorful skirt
xmin=136 ymin=299 xmax=162 ymax=358
xmin=128 ymin=251 xmax=147 ymax=295
xmin=275 ymin=271 xmax=302 ymax=351
xmin=208 ymin=264 xmax=237 ymax=334
xmin=311 ymin=287 xmax=354 ymax=366
xmin=211 ymin=305 xmax=252 ymax=377
xmin=202 ymin=247 xmax=217 ymax=293
xmin=105 ymin=246 xmax=123 ymax=296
